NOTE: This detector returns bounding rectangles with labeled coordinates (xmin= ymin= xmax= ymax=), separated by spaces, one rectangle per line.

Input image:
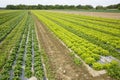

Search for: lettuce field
xmin=0 ymin=10 xmax=120 ymax=80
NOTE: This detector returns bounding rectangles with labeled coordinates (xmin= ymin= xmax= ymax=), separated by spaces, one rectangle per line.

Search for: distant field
xmin=50 ymin=10 xmax=120 ymax=19
xmin=54 ymin=9 xmax=120 ymax=13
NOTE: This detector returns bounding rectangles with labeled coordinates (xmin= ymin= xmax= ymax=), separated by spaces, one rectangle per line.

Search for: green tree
xmin=96 ymin=5 xmax=106 ymax=10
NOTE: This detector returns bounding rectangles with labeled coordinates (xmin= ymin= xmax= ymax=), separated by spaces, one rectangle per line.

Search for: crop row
xmin=0 ymin=11 xmax=28 ymax=69
xmin=51 ymin=12 xmax=120 ymax=29
xmin=0 ymin=11 xmax=23 ymax=25
xmin=43 ymin=12 xmax=120 ymax=37
xmin=40 ymin=12 xmax=120 ymax=49
xmin=0 ymin=13 xmax=45 ymax=80
xmin=57 ymin=12 xmax=120 ymax=24
xmin=0 ymin=11 xmax=26 ymax=42
xmin=33 ymin=11 xmax=109 ymax=68
xmin=0 ymin=12 xmax=29 ymax=80
xmin=37 ymin=12 xmax=120 ymax=59
xmin=63 ymin=14 xmax=120 ymax=29
xmin=33 ymin=11 xmax=120 ymax=79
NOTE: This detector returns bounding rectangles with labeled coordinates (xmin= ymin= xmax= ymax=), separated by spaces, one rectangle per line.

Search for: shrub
xmin=99 ymin=60 xmax=120 ymax=79
xmin=107 ymin=61 xmax=120 ymax=80
xmin=25 ymin=70 xmax=32 ymax=78
xmin=4 ymin=63 xmax=12 ymax=70
xmin=13 ymin=76 xmax=21 ymax=80
xmin=0 ymin=75 xmax=10 ymax=80
xmin=101 ymin=50 xmax=109 ymax=56
xmin=92 ymin=62 xmax=103 ymax=70
xmin=73 ymin=57 xmax=81 ymax=65
xmin=84 ymin=57 xmax=95 ymax=65
xmin=81 ymin=53 xmax=91 ymax=60
xmin=14 ymin=70 xmax=21 ymax=76
xmin=35 ymin=70 xmax=43 ymax=78
xmin=91 ymin=53 xmax=100 ymax=61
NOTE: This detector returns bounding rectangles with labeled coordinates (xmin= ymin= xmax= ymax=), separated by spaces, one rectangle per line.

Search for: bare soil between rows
xmin=33 ymin=15 xmax=114 ymax=80
xmin=49 ymin=10 xmax=120 ymax=19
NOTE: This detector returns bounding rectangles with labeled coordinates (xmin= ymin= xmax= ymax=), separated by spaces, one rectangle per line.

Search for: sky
xmin=0 ymin=0 xmax=120 ymax=7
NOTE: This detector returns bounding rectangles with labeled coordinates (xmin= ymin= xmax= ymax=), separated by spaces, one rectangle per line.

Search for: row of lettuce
xmin=41 ymin=11 xmax=120 ymax=49
xmin=39 ymin=11 xmax=120 ymax=60
xmin=0 ymin=11 xmax=28 ymax=69
xmin=0 ymin=11 xmax=24 ymax=42
xmin=0 ymin=11 xmax=23 ymax=25
xmin=0 ymin=11 xmax=45 ymax=80
xmin=32 ymin=11 xmax=120 ymax=79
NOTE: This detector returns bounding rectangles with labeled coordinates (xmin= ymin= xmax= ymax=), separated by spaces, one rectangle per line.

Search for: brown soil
xmin=33 ymin=15 xmax=115 ymax=80
xmin=49 ymin=10 xmax=120 ymax=19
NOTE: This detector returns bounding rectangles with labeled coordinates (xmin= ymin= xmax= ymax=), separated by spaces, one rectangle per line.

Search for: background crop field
xmin=0 ymin=9 xmax=120 ymax=80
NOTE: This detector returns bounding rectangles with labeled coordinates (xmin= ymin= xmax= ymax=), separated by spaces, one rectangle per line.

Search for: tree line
xmin=6 ymin=3 xmax=120 ymax=10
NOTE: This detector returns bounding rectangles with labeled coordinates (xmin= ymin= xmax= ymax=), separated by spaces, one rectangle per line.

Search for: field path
xmin=33 ymin=15 xmax=114 ymax=80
